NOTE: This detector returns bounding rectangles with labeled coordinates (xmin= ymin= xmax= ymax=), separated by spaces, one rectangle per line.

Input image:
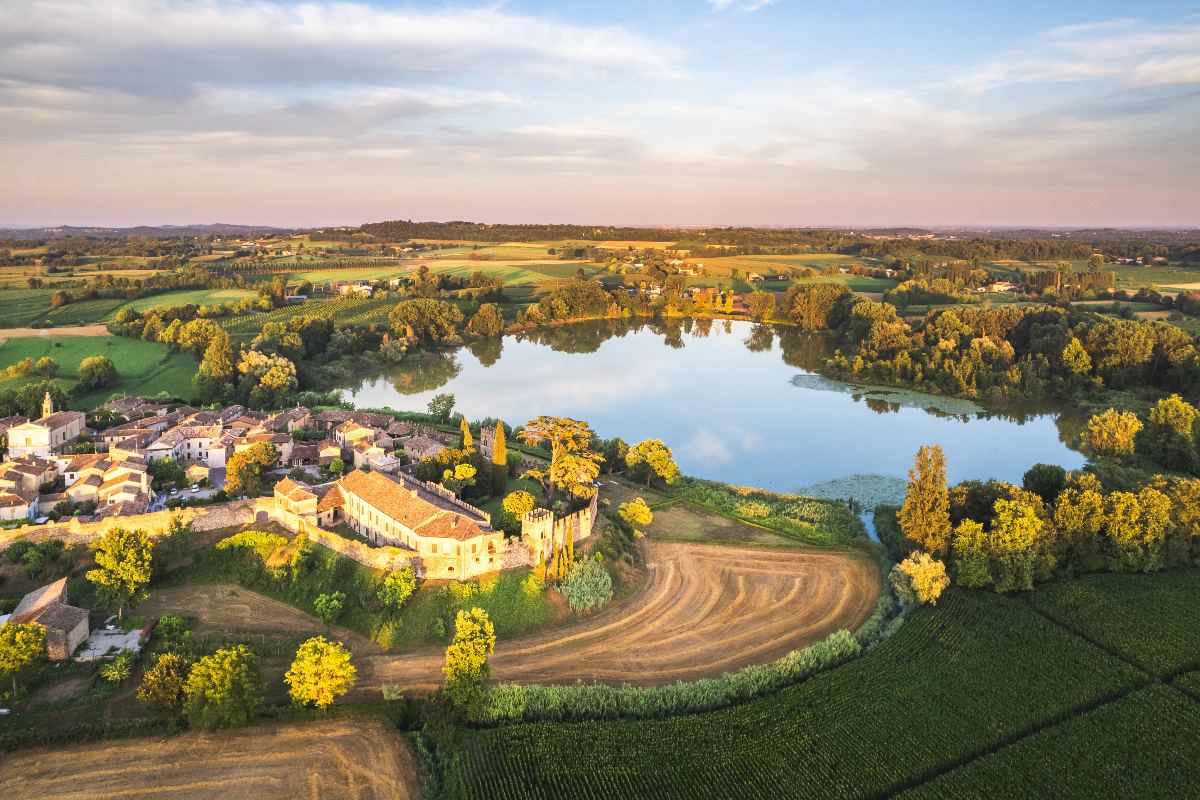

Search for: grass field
xmin=119 ymin=288 xmax=257 ymax=312
xmin=0 ymin=335 xmax=198 ymax=405
xmin=447 ymin=587 xmax=1145 ymax=799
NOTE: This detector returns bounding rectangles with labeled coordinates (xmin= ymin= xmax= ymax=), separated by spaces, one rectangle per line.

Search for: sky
xmin=1 ymin=0 xmax=1198 ymax=228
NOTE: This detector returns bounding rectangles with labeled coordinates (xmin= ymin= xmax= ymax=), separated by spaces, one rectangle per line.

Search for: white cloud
xmin=947 ymin=17 xmax=1200 ymax=94
xmin=708 ymin=0 xmax=778 ymax=11
xmin=0 ymin=0 xmax=683 ymax=92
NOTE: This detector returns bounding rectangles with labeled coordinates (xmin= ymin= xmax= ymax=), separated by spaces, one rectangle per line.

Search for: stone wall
xmin=0 ymin=500 xmax=256 ymax=548
xmin=519 ymin=494 xmax=599 ymax=566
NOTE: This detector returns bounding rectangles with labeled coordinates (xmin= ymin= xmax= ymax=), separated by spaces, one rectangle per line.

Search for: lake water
xmin=341 ymin=319 xmax=1086 ymax=501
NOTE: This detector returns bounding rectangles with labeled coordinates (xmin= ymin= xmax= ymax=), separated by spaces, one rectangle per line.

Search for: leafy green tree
xmin=1061 ymin=337 xmax=1092 ymax=376
xmin=441 ymin=463 xmax=477 ymax=496
xmin=898 ymin=445 xmax=952 ymax=556
xmin=1022 ymin=463 xmax=1066 ymax=504
xmin=137 ymin=652 xmax=192 ymax=712
xmin=183 ymin=645 xmax=265 ymax=729
xmin=377 ymin=567 xmax=417 ymax=612
xmin=1105 ymin=487 xmax=1172 ymax=572
xmin=237 ymin=350 xmax=297 ymax=409
xmin=389 ymin=299 xmax=464 ymax=344
xmin=746 ymin=291 xmax=776 ymax=321
xmin=225 ymin=442 xmax=277 ymax=498
xmin=466 ymin=303 xmax=505 ymax=337
xmin=1081 ymin=408 xmax=1142 ymax=461
xmin=626 ymin=439 xmax=681 ymax=488
xmin=327 ymin=456 xmax=345 ymax=475
xmin=427 ymin=392 xmax=455 ymax=421
xmin=77 ymin=355 xmax=117 ymax=390
xmin=194 ymin=329 xmax=235 ymax=403
xmin=520 ymin=416 xmax=603 ymax=500
xmin=313 ymin=591 xmax=346 ymax=632
xmin=0 ymin=622 xmax=46 ymax=696
xmin=950 ymin=519 xmax=991 ymax=588
xmin=989 ymin=498 xmax=1044 ymax=592
xmin=443 ymin=607 xmax=496 ymax=714
xmin=1143 ymin=394 xmax=1198 ymax=472
xmin=148 ymin=457 xmax=186 ymax=491
xmin=34 ymin=356 xmax=58 ymax=378
xmin=285 ymin=636 xmax=357 ymax=710
xmin=1052 ymin=476 xmax=1107 ymax=572
xmin=87 ymin=526 xmax=153 ymax=620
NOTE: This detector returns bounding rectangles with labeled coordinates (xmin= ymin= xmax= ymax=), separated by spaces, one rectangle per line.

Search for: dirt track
xmin=359 ymin=540 xmax=881 ymax=692
xmin=0 ymin=718 xmax=421 ymax=800
xmin=0 ymin=323 xmax=111 ymax=339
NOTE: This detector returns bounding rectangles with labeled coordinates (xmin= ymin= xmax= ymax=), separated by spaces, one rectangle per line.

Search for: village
xmin=0 ymin=392 xmax=598 ymax=669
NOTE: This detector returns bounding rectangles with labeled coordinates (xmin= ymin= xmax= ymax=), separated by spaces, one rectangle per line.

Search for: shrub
xmin=182 ymin=645 xmax=265 ymax=729
xmin=137 ymin=652 xmax=191 ymax=711
xmin=560 ymin=557 xmax=613 ymax=613
xmin=100 ymin=652 xmax=138 ymax=683
xmin=215 ymin=531 xmax=287 ymax=562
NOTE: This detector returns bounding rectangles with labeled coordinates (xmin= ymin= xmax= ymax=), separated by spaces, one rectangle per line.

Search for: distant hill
xmin=0 ymin=223 xmax=301 ymax=239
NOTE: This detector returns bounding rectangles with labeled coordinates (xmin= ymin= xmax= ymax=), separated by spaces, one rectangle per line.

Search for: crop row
xmin=450 ymin=589 xmax=1142 ymax=799
xmin=1025 ymin=568 xmax=1200 ymax=676
xmin=898 ymin=685 xmax=1200 ymax=799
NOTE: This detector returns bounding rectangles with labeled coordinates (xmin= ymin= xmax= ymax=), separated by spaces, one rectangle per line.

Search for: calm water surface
xmin=342 ymin=319 xmax=1085 ymax=494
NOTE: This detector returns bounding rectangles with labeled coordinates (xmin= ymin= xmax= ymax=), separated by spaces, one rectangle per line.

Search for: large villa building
xmin=270 ymin=470 xmax=506 ymax=579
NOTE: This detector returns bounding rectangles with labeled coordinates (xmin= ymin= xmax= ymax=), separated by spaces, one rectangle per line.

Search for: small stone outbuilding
xmin=6 ymin=577 xmax=90 ymax=660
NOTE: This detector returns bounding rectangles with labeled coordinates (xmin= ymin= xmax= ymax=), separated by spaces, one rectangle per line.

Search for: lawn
xmin=0 ymin=335 xmax=199 ymax=405
xmin=641 ymin=499 xmax=804 ymax=547
xmin=447 ymin=588 xmax=1144 ymax=799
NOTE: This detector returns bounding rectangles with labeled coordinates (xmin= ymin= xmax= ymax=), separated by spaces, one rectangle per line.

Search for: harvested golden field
xmin=0 ymin=718 xmax=421 ymax=800
xmin=359 ymin=540 xmax=881 ymax=692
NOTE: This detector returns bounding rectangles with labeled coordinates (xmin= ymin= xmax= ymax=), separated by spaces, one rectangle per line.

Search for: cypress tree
xmin=492 ymin=421 xmax=507 ymax=466
xmin=460 ymin=417 xmax=473 ymax=450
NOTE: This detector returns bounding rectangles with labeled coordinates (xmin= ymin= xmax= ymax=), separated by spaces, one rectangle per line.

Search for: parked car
xmin=190 ymin=484 xmax=200 ymax=493
xmin=169 ymin=487 xmax=178 ymax=495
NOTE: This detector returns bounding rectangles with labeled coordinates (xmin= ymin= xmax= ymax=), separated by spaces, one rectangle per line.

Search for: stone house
xmin=5 ymin=578 xmax=89 ymax=660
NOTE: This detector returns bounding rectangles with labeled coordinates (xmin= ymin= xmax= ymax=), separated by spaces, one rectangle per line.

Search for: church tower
xmin=42 ymin=391 xmax=54 ymax=419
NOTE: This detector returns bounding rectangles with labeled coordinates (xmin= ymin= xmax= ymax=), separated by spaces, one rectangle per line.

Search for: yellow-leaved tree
xmin=443 ymin=608 xmax=496 ymax=715
xmin=890 ymin=552 xmax=950 ymax=605
xmin=898 ymin=445 xmax=952 ymax=556
xmin=285 ymin=636 xmax=357 ymax=710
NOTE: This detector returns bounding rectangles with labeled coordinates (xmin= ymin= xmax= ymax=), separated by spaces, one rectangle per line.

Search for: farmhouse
xmin=6 ymin=394 xmax=86 ymax=458
xmin=4 ymin=578 xmax=89 ymax=660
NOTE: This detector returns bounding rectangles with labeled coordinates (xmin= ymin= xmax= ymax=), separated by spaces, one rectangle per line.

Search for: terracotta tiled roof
xmin=337 ymin=470 xmax=489 ymax=541
xmin=37 ymin=411 xmax=85 ymax=431
xmin=316 ymin=483 xmax=344 ymax=512
xmin=274 ymin=477 xmax=316 ymax=503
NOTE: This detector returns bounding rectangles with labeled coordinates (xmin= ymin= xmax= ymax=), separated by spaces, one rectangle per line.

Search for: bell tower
xmin=41 ymin=390 xmax=54 ymax=418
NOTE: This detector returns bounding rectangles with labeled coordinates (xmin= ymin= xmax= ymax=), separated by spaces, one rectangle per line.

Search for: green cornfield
xmin=447 ymin=589 xmax=1145 ymax=799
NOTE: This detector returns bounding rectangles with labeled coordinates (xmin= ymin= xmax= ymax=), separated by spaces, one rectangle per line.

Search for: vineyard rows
xmin=451 ymin=590 xmax=1143 ymax=799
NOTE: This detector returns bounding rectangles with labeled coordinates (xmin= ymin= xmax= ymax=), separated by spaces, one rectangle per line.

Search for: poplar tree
xmin=460 ymin=417 xmax=473 ymax=450
xmin=898 ymin=445 xmax=952 ymax=556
